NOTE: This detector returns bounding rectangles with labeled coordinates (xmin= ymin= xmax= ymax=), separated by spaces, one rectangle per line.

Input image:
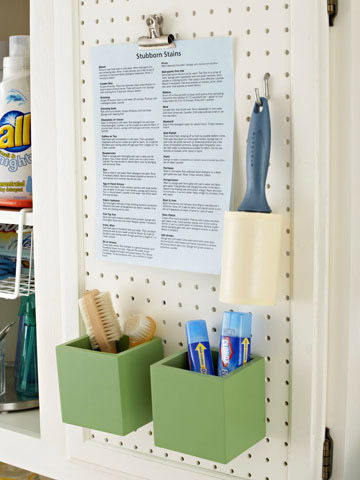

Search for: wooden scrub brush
xmin=79 ymin=289 xmax=122 ymax=353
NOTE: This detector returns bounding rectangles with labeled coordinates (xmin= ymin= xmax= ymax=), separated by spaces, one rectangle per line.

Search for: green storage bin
xmin=151 ymin=348 xmax=265 ymax=463
xmin=56 ymin=335 xmax=163 ymax=436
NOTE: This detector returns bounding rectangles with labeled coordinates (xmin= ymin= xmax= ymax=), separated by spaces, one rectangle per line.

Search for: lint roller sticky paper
xmin=220 ymin=98 xmax=283 ymax=306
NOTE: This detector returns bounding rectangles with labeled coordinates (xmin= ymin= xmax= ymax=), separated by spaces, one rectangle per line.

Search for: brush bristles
xmin=124 ymin=313 xmax=156 ymax=347
xmin=94 ymin=292 xmax=122 ymax=341
xmin=79 ymin=296 xmax=98 ymax=349
xmin=79 ymin=291 xmax=122 ymax=350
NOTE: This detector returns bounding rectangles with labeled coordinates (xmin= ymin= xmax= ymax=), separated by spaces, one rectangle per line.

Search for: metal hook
xmin=255 ymin=73 xmax=271 ymax=106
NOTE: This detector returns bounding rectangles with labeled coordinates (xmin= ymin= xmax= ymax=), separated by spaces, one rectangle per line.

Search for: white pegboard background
xmin=78 ymin=1 xmax=291 ymax=479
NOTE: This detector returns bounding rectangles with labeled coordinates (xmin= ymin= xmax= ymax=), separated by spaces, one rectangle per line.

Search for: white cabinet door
xmin=30 ymin=0 xmax=332 ymax=479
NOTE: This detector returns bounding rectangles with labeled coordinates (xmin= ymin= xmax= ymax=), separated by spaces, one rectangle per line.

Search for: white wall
xmin=327 ymin=0 xmax=360 ymax=478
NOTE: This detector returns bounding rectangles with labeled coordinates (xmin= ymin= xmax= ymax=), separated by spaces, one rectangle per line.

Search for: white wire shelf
xmin=0 ymin=209 xmax=33 ymax=227
xmin=0 ymin=209 xmax=35 ymax=300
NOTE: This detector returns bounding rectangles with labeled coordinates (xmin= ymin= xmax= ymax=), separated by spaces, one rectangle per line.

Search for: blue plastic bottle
xmin=16 ymin=299 xmax=38 ymax=397
xmin=186 ymin=320 xmax=214 ymax=376
xmin=218 ymin=311 xmax=252 ymax=377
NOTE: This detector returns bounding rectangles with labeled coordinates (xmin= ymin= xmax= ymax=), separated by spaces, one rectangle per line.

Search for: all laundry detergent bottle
xmin=0 ymin=36 xmax=32 ymax=208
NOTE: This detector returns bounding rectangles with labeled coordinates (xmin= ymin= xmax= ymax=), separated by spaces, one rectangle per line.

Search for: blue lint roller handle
xmin=238 ymin=97 xmax=271 ymax=213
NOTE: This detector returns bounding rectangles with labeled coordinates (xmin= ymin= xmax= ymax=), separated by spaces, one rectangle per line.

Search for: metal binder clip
xmin=255 ymin=73 xmax=271 ymax=106
xmin=138 ymin=14 xmax=175 ymax=49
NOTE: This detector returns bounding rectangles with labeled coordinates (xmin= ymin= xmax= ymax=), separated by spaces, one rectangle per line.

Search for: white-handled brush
xmin=124 ymin=313 xmax=156 ymax=347
xmin=79 ymin=289 xmax=122 ymax=353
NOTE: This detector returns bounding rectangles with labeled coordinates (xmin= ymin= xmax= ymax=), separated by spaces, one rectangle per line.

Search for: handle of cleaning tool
xmin=238 ymin=97 xmax=271 ymax=213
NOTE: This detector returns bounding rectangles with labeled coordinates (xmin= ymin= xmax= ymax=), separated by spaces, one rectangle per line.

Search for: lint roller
xmin=220 ymin=97 xmax=283 ymax=306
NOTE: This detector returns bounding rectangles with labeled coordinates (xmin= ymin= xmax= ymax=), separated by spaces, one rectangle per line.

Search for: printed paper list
xmin=92 ymin=38 xmax=234 ymax=274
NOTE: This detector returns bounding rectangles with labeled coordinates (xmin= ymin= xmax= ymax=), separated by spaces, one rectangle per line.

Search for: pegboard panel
xmin=78 ymin=1 xmax=291 ymax=479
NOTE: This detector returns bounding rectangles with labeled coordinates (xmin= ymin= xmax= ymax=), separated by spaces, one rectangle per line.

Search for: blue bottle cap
xmin=186 ymin=319 xmax=210 ymax=345
xmin=221 ymin=311 xmax=252 ymax=338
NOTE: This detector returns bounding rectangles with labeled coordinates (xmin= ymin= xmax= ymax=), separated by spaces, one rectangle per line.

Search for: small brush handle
xmin=238 ymin=97 xmax=271 ymax=213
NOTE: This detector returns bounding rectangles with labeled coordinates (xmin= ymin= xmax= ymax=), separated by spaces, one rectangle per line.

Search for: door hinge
xmin=322 ymin=428 xmax=333 ymax=479
xmin=328 ymin=0 xmax=338 ymax=26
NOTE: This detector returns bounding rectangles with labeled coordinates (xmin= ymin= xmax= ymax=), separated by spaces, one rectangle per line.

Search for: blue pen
xmin=186 ymin=320 xmax=214 ymax=376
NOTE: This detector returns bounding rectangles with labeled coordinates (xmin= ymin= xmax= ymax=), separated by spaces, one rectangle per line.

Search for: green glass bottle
xmin=16 ymin=299 xmax=38 ymax=397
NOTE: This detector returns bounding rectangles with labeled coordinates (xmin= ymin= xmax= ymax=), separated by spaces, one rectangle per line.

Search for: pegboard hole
xmin=248 ymin=474 xmax=252 ymax=478
xmin=192 ymin=10 xmax=196 ymax=16
xmin=196 ymin=460 xmax=201 ymax=465
xmin=163 ymin=339 xmax=167 ymax=345
xmin=248 ymin=453 xmax=252 ymax=459
xmin=284 ymin=3 xmax=289 ymax=9
xmin=134 ymin=445 xmax=138 ymax=450
xmin=86 ymin=271 xmax=89 ymax=276
xmin=266 ymin=397 xmax=271 ymax=403
xmin=162 ymin=280 xmax=166 ymax=286
xmin=148 ymin=430 xmax=153 ymax=436
xmin=266 ymin=437 xmax=270 ymax=443
xmin=180 ymin=456 xmax=185 ymax=462
xmin=265 ymin=28 xmax=270 ymax=33
xmin=145 ymin=278 xmax=150 ymax=284
xmin=212 ymin=327 xmax=217 ymax=333
xmin=110 ymin=17 xmax=114 ymax=22
xmin=178 ymin=302 xmax=183 ymax=308
xmin=265 ymin=50 xmax=270 ymax=56
xmin=213 ymin=465 xmax=218 ymax=470
xmin=228 ymin=8 xmax=232 ymax=13
xmin=162 ymin=320 xmax=167 ymax=325
xmin=146 ymin=298 xmax=150 ymax=303
xmin=164 ymin=453 xmax=169 ymax=458
xmin=195 ymin=305 xmax=199 ymax=310
xmin=194 ymin=284 xmax=199 ymax=290
xmin=228 ymin=31 xmax=232 ymax=36
xmin=115 ymin=294 xmax=119 ymax=299
xmin=104 ymin=437 xmax=108 ymax=442
xmin=209 ymin=9 xmax=214 ymax=14
xmin=284 ymin=441 xmax=288 ymax=447
xmin=246 ymin=29 xmax=251 ymax=35
xmin=130 ymin=276 xmax=134 ymax=282
xmin=178 ymin=322 xmax=182 ymax=327
xmin=230 ymin=469 xmax=234 ymax=474
xmin=246 ymin=6 xmax=251 ymax=12
xmin=162 ymin=300 xmax=166 ymax=305
xmin=115 ymin=275 xmax=119 ymax=280
xmin=178 ymin=282 xmax=182 ymax=288
xmin=211 ymin=286 xmax=216 ymax=292
xmin=266 ymin=377 xmax=271 ymax=383
xmin=247 ymin=73 xmax=251 ymax=79
xmin=211 ymin=307 xmax=216 ymax=313
xmin=149 ymin=449 xmax=153 ymax=453
xmin=192 ymin=33 xmax=196 ymax=38
xmin=284 ymin=461 xmax=288 ymax=466
xmin=131 ymin=296 xmax=135 ymax=301
xmin=285 ymin=338 xmax=290 ymax=343
xmin=178 ymin=342 xmax=183 ymax=347
xmin=266 ymin=457 xmax=270 ymax=462
xmin=266 ymin=417 xmax=271 ymax=423
xmin=266 ymin=335 xmax=271 ymax=341
xmin=246 ymin=51 xmax=251 ymax=57
xmin=285 ymin=421 xmax=289 ymax=427
xmin=265 ymin=5 xmax=270 ymax=10
xmin=90 ymin=434 xmax=95 ymax=439
xmin=266 ymin=356 xmax=271 ymax=362
xmin=285 ymin=359 xmax=290 ymax=364
xmin=119 ymin=441 xmax=123 ymax=446
xmin=285 ymin=400 xmax=289 ymax=406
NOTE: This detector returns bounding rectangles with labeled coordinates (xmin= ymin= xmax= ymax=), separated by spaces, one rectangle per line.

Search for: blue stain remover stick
xmin=218 ymin=311 xmax=252 ymax=377
xmin=186 ymin=320 xmax=214 ymax=376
